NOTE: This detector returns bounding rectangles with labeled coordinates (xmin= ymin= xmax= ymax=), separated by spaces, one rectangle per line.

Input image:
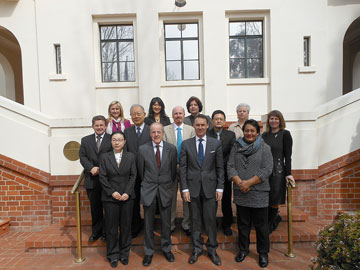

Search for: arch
xmin=343 ymin=16 xmax=360 ymax=94
xmin=0 ymin=26 xmax=24 ymax=104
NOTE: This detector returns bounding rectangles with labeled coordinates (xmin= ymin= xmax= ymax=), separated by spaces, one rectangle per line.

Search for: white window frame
xmin=93 ymin=15 xmax=138 ymax=89
xmin=159 ymin=13 xmax=204 ymax=87
xmin=225 ymin=11 xmax=270 ymax=85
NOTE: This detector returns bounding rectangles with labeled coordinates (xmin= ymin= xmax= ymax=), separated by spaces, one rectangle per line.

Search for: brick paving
xmin=0 ymin=231 xmax=317 ymax=270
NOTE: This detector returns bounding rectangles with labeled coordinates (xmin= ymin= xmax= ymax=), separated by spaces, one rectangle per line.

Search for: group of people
xmin=78 ymin=96 xmax=294 ymax=268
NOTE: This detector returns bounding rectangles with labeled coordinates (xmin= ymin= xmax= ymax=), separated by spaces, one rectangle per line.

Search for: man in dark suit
xmin=207 ymin=110 xmax=236 ymax=236
xmin=124 ymin=104 xmax=151 ymax=238
xmin=137 ymin=123 xmax=178 ymax=267
xmin=180 ymin=114 xmax=224 ymax=266
xmin=79 ymin=115 xmax=112 ymax=242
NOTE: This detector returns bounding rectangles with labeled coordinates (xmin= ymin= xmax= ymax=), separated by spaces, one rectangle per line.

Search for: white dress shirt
xmin=173 ymin=123 xmax=184 ymax=140
xmin=152 ymin=140 xmax=163 ymax=160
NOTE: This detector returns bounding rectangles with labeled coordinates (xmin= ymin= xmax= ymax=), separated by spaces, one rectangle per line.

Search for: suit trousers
xmin=143 ymin=193 xmax=172 ymax=256
xmin=131 ymin=177 xmax=143 ymax=234
xmin=189 ymin=189 xmax=218 ymax=255
xmin=86 ymin=185 xmax=104 ymax=236
xmin=104 ymin=199 xmax=134 ymax=261
xmin=221 ymin=175 xmax=234 ymax=229
xmin=171 ymin=174 xmax=190 ymax=231
xmin=236 ymin=205 xmax=269 ymax=254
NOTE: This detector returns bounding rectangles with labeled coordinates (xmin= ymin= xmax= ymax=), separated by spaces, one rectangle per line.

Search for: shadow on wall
xmin=350 ymin=117 xmax=360 ymax=152
xmin=328 ymin=0 xmax=360 ymax=5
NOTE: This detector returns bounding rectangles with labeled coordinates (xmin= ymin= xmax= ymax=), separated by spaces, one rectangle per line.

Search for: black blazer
xmin=144 ymin=116 xmax=171 ymax=127
xmin=99 ymin=151 xmax=137 ymax=202
xmin=124 ymin=125 xmax=152 ymax=154
xmin=207 ymin=128 xmax=236 ymax=165
xmin=79 ymin=133 xmax=112 ymax=189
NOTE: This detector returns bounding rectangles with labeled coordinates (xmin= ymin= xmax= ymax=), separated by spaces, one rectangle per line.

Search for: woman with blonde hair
xmin=262 ymin=110 xmax=294 ymax=233
xmin=106 ymin=101 xmax=131 ymax=134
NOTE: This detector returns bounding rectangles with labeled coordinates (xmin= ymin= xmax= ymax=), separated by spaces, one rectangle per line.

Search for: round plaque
xmin=63 ymin=141 xmax=81 ymax=161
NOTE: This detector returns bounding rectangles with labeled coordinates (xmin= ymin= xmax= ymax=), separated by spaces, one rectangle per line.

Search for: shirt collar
xmin=135 ymin=122 xmax=145 ymax=130
xmin=152 ymin=140 xmax=164 ymax=148
xmin=173 ymin=122 xmax=184 ymax=129
xmin=95 ymin=132 xmax=105 ymax=139
xmin=196 ymin=135 xmax=207 ymax=142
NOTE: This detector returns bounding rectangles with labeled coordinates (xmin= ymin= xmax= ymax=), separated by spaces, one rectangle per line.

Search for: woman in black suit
xmin=144 ymin=97 xmax=171 ymax=126
xmin=99 ymin=131 xmax=137 ymax=268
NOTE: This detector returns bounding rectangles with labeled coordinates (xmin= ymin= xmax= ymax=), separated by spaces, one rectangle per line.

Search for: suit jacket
xmin=137 ymin=141 xmax=177 ymax=207
xmin=124 ymin=125 xmax=151 ymax=154
xmin=183 ymin=114 xmax=213 ymax=129
xmin=207 ymin=128 xmax=236 ymax=166
xmin=144 ymin=116 xmax=171 ymax=127
xmin=179 ymin=136 xmax=224 ymax=199
xmin=99 ymin=151 xmax=137 ymax=202
xmin=79 ymin=133 xmax=112 ymax=189
xmin=163 ymin=123 xmax=196 ymax=148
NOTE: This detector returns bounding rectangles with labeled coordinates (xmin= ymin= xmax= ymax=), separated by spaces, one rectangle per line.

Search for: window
xmin=100 ymin=25 xmax=135 ymax=82
xmin=164 ymin=23 xmax=199 ymax=81
xmin=304 ymin=36 xmax=310 ymax=66
xmin=229 ymin=21 xmax=263 ymax=78
xmin=54 ymin=44 xmax=62 ymax=74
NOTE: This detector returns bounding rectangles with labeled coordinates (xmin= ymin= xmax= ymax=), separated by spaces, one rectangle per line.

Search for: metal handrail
xmin=71 ymin=170 xmax=84 ymax=194
xmin=71 ymin=170 xmax=85 ymax=263
xmin=285 ymin=179 xmax=296 ymax=258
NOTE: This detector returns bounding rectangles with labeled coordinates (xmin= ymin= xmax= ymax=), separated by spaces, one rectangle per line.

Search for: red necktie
xmin=156 ymin=144 xmax=161 ymax=169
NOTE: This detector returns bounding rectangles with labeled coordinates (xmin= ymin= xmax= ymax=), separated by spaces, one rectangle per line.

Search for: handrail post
xmin=74 ymin=190 xmax=85 ymax=263
xmin=285 ymin=181 xmax=296 ymax=258
xmin=71 ymin=170 xmax=86 ymax=263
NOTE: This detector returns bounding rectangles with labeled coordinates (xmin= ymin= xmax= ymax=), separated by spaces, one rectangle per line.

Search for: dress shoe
xmin=235 ymin=251 xmax=248 ymax=262
xmin=223 ymin=227 xmax=232 ymax=236
xmin=183 ymin=228 xmax=191 ymax=236
xmin=119 ymin=258 xmax=128 ymax=265
xmin=143 ymin=255 xmax=153 ymax=266
xmin=259 ymin=253 xmax=269 ymax=268
xmin=109 ymin=259 xmax=118 ymax=268
xmin=163 ymin=251 xmax=175 ymax=262
xmin=188 ymin=252 xmax=202 ymax=264
xmin=88 ymin=234 xmax=100 ymax=242
xmin=208 ymin=252 xmax=221 ymax=266
xmin=101 ymin=234 xmax=106 ymax=242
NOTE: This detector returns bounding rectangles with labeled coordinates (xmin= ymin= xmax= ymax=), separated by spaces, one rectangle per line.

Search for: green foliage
xmin=311 ymin=212 xmax=360 ymax=270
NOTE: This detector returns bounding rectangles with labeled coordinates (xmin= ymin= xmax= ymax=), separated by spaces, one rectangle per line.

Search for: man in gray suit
xmin=180 ymin=114 xmax=224 ymax=266
xmin=163 ymin=106 xmax=195 ymax=235
xmin=137 ymin=122 xmax=178 ymax=267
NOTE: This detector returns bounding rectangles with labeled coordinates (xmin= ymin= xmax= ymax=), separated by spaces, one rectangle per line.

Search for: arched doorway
xmin=343 ymin=16 xmax=360 ymax=95
xmin=0 ymin=26 xmax=23 ymax=104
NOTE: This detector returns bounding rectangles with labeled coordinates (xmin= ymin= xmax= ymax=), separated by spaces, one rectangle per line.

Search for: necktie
xmin=198 ymin=138 xmax=204 ymax=166
xmin=96 ymin=135 xmax=101 ymax=150
xmin=155 ymin=144 xmax=161 ymax=169
xmin=177 ymin=127 xmax=182 ymax=161
xmin=137 ymin=126 xmax=141 ymax=137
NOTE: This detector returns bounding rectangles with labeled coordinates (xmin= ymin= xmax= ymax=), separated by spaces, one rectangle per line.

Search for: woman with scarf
xmin=227 ymin=119 xmax=273 ymax=268
xmin=106 ymin=101 xmax=131 ymax=134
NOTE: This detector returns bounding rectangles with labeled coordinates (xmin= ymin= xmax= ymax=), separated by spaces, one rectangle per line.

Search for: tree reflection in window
xmin=100 ymin=25 xmax=135 ymax=82
xmin=229 ymin=21 xmax=263 ymax=79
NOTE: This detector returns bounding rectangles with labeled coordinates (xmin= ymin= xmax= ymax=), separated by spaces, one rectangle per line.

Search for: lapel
xmin=139 ymin=125 xmax=150 ymax=144
xmin=190 ymin=137 xmax=200 ymax=167
xmin=108 ymin=152 xmax=120 ymax=172
xmin=183 ymin=125 xmax=191 ymax=140
xmin=91 ymin=134 xmax=99 ymax=153
xmin=146 ymin=143 xmax=159 ymax=170
xmin=202 ymin=137 xmax=212 ymax=167
xmin=99 ymin=133 xmax=110 ymax=153
xmin=160 ymin=142 xmax=169 ymax=170
xmin=168 ymin=125 xmax=177 ymax=145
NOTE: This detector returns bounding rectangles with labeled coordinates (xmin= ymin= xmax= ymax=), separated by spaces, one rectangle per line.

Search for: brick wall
xmin=1 ymin=149 xmax=359 ymax=231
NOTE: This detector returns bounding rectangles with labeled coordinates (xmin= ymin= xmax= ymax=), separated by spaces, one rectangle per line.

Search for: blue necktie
xmin=177 ymin=127 xmax=182 ymax=161
xmin=137 ymin=127 xmax=141 ymax=137
xmin=198 ymin=138 xmax=204 ymax=166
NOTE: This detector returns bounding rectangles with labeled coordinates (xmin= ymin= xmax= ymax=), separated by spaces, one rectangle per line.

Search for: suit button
xmin=200 ymin=169 xmax=203 ymax=172
xmin=158 ymin=174 xmax=160 ymax=176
